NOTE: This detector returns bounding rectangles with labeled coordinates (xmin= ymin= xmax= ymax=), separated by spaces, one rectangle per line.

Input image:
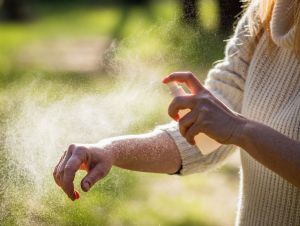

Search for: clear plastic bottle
xmin=166 ymin=82 xmax=221 ymax=155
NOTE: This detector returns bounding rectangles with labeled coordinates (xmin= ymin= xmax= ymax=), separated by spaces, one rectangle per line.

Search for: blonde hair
xmin=247 ymin=0 xmax=300 ymax=57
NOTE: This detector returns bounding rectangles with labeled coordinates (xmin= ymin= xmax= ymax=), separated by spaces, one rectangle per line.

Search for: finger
xmin=62 ymin=150 xmax=87 ymax=200
xmin=53 ymin=151 xmax=67 ymax=187
xmin=81 ymin=163 xmax=110 ymax=192
xmin=185 ymin=123 xmax=203 ymax=145
xmin=179 ymin=111 xmax=197 ymax=137
xmin=168 ymin=95 xmax=194 ymax=120
xmin=163 ymin=72 xmax=204 ymax=94
xmin=56 ymin=147 xmax=74 ymax=187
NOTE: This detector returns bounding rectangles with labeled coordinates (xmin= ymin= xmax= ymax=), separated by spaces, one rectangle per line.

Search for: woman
xmin=53 ymin=0 xmax=300 ymax=225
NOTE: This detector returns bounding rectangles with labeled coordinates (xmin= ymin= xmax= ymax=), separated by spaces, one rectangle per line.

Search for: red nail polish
xmin=74 ymin=191 xmax=80 ymax=200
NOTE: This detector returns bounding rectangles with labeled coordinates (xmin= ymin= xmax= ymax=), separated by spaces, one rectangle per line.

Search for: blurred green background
xmin=0 ymin=0 xmax=242 ymax=225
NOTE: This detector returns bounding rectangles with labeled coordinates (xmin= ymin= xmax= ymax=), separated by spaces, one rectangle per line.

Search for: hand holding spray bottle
xmin=166 ymin=81 xmax=221 ymax=155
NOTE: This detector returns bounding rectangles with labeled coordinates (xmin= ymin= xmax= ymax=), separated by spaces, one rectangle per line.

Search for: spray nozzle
xmin=166 ymin=82 xmax=187 ymax=97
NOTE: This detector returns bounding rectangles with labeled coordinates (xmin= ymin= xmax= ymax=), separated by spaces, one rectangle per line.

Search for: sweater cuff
xmin=156 ymin=122 xmax=204 ymax=175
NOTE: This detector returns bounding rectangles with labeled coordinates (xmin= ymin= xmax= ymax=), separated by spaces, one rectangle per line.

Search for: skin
xmin=53 ymin=132 xmax=181 ymax=201
xmin=53 ymin=72 xmax=300 ymax=201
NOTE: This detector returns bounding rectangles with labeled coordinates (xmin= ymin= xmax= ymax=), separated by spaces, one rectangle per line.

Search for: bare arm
xmin=105 ymin=131 xmax=181 ymax=174
xmin=53 ymin=130 xmax=181 ymax=201
xmin=234 ymin=120 xmax=300 ymax=188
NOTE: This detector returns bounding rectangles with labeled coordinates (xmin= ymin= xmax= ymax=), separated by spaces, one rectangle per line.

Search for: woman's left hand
xmin=163 ymin=72 xmax=246 ymax=145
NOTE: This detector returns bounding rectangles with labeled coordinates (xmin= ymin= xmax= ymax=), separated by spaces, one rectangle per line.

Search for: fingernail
xmin=74 ymin=191 xmax=80 ymax=200
xmin=162 ymin=77 xmax=168 ymax=83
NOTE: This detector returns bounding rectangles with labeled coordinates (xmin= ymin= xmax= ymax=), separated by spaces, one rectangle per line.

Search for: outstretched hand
xmin=53 ymin=144 xmax=113 ymax=201
xmin=163 ymin=71 xmax=246 ymax=145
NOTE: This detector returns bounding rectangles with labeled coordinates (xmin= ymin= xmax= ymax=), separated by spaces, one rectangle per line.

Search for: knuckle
xmin=173 ymin=96 xmax=182 ymax=104
xmin=56 ymin=172 xmax=63 ymax=181
xmin=77 ymin=145 xmax=86 ymax=151
xmin=169 ymin=73 xmax=176 ymax=79
xmin=68 ymin=144 xmax=76 ymax=153
xmin=58 ymin=167 xmax=64 ymax=175
xmin=64 ymin=164 xmax=74 ymax=173
xmin=189 ymin=110 xmax=197 ymax=120
xmin=200 ymin=96 xmax=210 ymax=104
xmin=197 ymin=97 xmax=212 ymax=108
xmin=195 ymin=95 xmax=204 ymax=103
xmin=74 ymin=146 xmax=87 ymax=154
xmin=168 ymin=107 xmax=174 ymax=117
xmin=69 ymin=144 xmax=76 ymax=149
xmin=187 ymin=71 xmax=193 ymax=78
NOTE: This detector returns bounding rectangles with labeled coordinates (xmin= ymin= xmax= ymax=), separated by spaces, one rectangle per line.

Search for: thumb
xmin=81 ymin=163 xmax=110 ymax=192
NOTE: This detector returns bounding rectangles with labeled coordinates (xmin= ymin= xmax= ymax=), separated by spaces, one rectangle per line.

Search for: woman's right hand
xmin=53 ymin=143 xmax=113 ymax=201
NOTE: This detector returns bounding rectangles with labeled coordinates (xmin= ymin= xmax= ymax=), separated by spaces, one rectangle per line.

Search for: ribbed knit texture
xmin=159 ymin=1 xmax=300 ymax=225
xmin=271 ymin=0 xmax=296 ymax=49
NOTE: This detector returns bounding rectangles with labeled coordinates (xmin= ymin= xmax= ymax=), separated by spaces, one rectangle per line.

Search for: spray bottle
xmin=166 ymin=82 xmax=221 ymax=155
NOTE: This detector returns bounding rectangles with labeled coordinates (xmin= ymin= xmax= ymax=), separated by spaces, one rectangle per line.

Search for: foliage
xmin=0 ymin=1 xmax=239 ymax=226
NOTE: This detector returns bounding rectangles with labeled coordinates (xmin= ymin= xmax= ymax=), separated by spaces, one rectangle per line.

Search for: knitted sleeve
xmin=158 ymin=3 xmax=259 ymax=176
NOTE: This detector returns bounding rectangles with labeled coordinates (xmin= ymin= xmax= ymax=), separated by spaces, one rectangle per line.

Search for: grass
xmin=0 ymin=1 xmax=239 ymax=226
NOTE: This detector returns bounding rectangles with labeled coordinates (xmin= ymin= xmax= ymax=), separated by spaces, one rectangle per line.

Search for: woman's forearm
xmin=100 ymin=130 xmax=182 ymax=174
xmin=53 ymin=130 xmax=182 ymax=199
xmin=234 ymin=119 xmax=300 ymax=188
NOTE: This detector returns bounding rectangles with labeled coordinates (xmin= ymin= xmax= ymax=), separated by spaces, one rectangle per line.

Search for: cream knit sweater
xmin=159 ymin=0 xmax=300 ymax=225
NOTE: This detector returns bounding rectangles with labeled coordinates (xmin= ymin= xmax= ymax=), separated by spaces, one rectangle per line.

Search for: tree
xmin=182 ymin=0 xmax=199 ymax=26
xmin=1 ymin=0 xmax=30 ymax=21
xmin=180 ymin=0 xmax=242 ymax=32
xmin=218 ymin=0 xmax=242 ymax=33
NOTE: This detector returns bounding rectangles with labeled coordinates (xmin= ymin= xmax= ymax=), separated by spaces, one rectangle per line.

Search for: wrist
xmin=95 ymin=138 xmax=117 ymax=165
xmin=230 ymin=115 xmax=249 ymax=147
